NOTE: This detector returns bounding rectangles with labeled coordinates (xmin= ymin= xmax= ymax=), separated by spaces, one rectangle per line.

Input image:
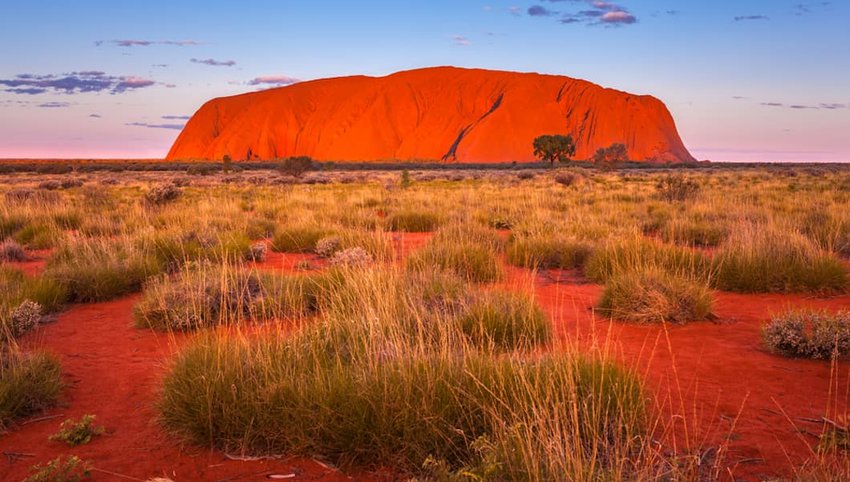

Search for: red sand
xmin=3 ymin=236 xmax=849 ymax=481
xmin=167 ymin=67 xmax=694 ymax=164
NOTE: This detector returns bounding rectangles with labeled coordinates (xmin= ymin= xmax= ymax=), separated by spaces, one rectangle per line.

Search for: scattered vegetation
xmin=386 ymin=210 xmax=441 ymax=232
xmin=23 ymin=455 xmax=91 ymax=482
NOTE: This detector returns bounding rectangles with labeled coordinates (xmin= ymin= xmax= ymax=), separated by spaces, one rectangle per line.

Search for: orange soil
xmin=167 ymin=67 xmax=695 ymax=164
xmin=3 ymin=235 xmax=849 ymax=481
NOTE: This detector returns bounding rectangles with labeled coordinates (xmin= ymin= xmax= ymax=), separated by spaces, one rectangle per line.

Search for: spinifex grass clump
xmin=661 ymin=216 xmax=729 ymax=248
xmin=160 ymin=271 xmax=645 ymax=480
xmin=271 ymin=225 xmax=333 ymax=253
xmin=386 ymin=209 xmax=441 ymax=232
xmin=0 ymin=345 xmax=62 ymax=430
xmin=44 ymin=238 xmax=163 ymax=302
xmin=585 ymin=236 xmax=711 ymax=283
xmin=713 ymin=224 xmax=848 ymax=293
xmin=407 ymin=229 xmax=503 ymax=283
xmin=506 ymin=235 xmax=593 ymax=270
xmin=145 ymin=230 xmax=254 ymax=270
xmin=0 ymin=267 xmax=67 ymax=327
xmin=134 ymin=264 xmax=326 ymax=331
xmin=459 ymin=290 xmax=550 ymax=349
xmin=597 ymin=268 xmax=713 ymax=324
xmin=762 ymin=309 xmax=850 ymax=359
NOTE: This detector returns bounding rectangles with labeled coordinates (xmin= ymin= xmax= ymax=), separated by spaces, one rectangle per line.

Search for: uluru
xmin=167 ymin=67 xmax=695 ymax=164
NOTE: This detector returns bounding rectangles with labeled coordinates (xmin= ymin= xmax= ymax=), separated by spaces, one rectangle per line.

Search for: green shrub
xmin=458 ymin=291 xmax=550 ymax=349
xmin=0 ymin=349 xmax=62 ymax=430
xmin=24 ymin=455 xmax=91 ymax=482
xmin=50 ymin=414 xmax=105 ymax=446
xmin=597 ymin=268 xmax=713 ymax=324
xmin=407 ymin=242 xmax=502 ymax=283
xmin=386 ymin=210 xmax=441 ymax=232
xmin=762 ymin=310 xmax=850 ymax=359
xmin=585 ymin=237 xmax=710 ymax=283
xmin=506 ymin=236 xmax=592 ymax=269
xmin=713 ymin=225 xmax=848 ymax=293
xmin=271 ymin=226 xmax=332 ymax=253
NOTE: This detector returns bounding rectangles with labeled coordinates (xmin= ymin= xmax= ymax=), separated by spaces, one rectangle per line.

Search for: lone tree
xmin=533 ymin=135 xmax=576 ymax=165
xmin=592 ymin=143 xmax=629 ymax=167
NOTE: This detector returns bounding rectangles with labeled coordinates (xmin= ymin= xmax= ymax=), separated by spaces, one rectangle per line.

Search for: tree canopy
xmin=532 ymin=135 xmax=576 ymax=164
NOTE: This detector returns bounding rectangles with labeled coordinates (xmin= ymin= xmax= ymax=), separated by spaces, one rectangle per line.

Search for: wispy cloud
xmin=759 ymin=101 xmax=846 ymax=110
xmin=37 ymin=101 xmax=72 ymax=108
xmin=96 ymin=39 xmax=201 ymax=47
xmin=0 ymin=71 xmax=156 ymax=95
xmin=734 ymin=15 xmax=769 ymax=21
xmin=190 ymin=58 xmax=236 ymax=67
xmin=821 ymin=103 xmax=846 ymax=110
xmin=247 ymin=75 xmax=301 ymax=87
xmin=452 ymin=35 xmax=471 ymax=46
xmin=89 ymin=114 xmax=102 ymax=118
xmin=528 ymin=1 xmax=638 ymax=26
xmin=126 ymin=121 xmax=184 ymax=130
xmin=161 ymin=115 xmax=191 ymax=120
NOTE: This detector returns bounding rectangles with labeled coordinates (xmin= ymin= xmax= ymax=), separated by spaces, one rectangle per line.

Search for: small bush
xmin=0 ymin=239 xmax=26 ymax=262
xmin=657 ymin=175 xmax=700 ymax=202
xmin=6 ymin=300 xmax=42 ymax=338
xmin=597 ymin=269 xmax=714 ymax=324
xmin=458 ymin=291 xmax=550 ymax=349
xmin=24 ymin=455 xmax=91 ymax=482
xmin=247 ymin=242 xmax=267 ymax=262
xmin=328 ymin=247 xmax=373 ymax=268
xmin=713 ymin=225 xmax=848 ymax=293
xmin=407 ymin=242 xmax=502 ymax=283
xmin=278 ymin=156 xmax=314 ymax=178
xmin=271 ymin=226 xmax=332 ymax=253
xmin=507 ymin=236 xmax=592 ymax=269
xmin=315 ymin=236 xmax=341 ymax=258
xmin=50 ymin=414 xmax=105 ymax=446
xmin=0 ymin=349 xmax=62 ymax=430
xmin=762 ymin=310 xmax=850 ymax=359
xmin=387 ymin=210 xmax=441 ymax=232
xmin=553 ymin=171 xmax=584 ymax=187
xmin=144 ymin=184 xmax=182 ymax=206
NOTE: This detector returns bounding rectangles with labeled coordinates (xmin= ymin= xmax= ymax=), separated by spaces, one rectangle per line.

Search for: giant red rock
xmin=167 ymin=67 xmax=695 ymax=163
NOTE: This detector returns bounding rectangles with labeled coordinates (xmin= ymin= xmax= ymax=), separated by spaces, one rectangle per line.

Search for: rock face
xmin=167 ymin=67 xmax=695 ymax=163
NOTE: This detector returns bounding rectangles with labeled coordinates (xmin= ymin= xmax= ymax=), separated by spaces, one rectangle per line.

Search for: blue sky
xmin=1 ymin=0 xmax=848 ymax=161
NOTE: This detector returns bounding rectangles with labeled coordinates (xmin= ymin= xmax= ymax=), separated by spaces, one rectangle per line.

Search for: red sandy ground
xmin=3 ymin=234 xmax=849 ymax=481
